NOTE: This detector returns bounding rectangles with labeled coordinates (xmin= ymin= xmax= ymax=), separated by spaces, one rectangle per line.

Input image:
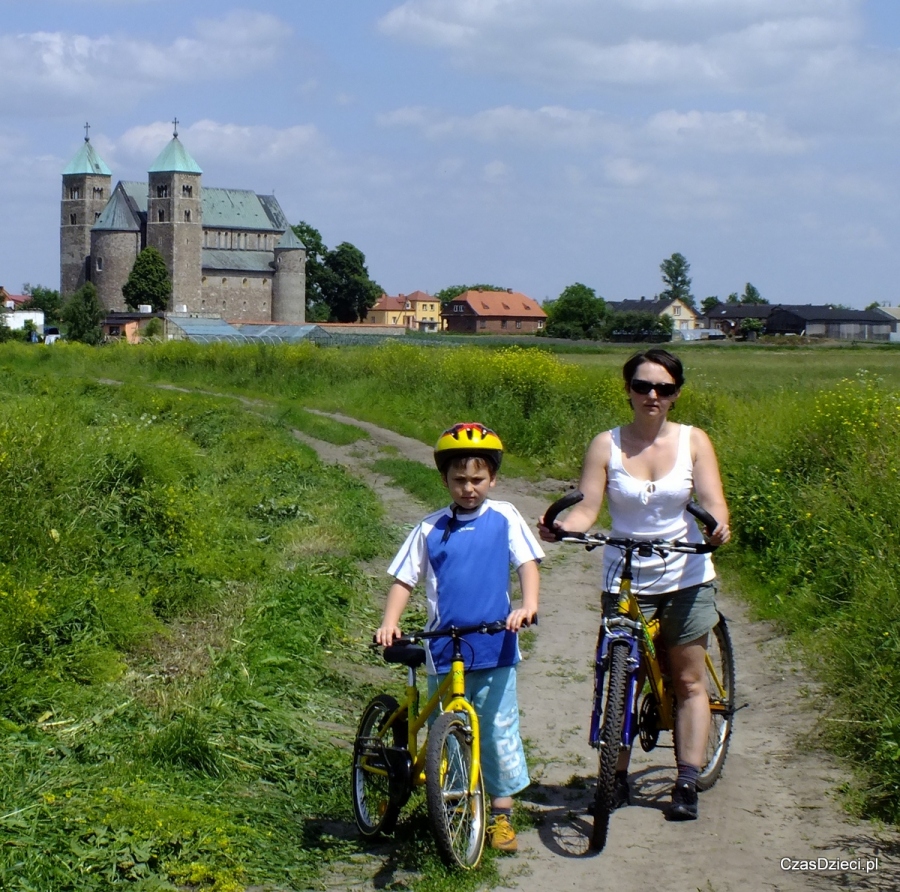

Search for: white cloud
xmin=114 ymin=119 xmax=326 ymax=172
xmin=644 ymin=110 xmax=807 ymax=154
xmin=0 ymin=12 xmax=289 ymax=115
xmin=379 ymin=0 xmax=865 ymax=93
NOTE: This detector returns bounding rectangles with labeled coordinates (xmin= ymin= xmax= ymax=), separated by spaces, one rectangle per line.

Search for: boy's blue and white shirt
xmin=388 ymin=499 xmax=544 ymax=675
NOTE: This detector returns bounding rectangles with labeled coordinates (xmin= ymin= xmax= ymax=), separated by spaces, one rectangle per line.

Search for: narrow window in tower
xmin=96 ymin=257 xmax=103 ymax=271
xmin=184 ymin=210 xmax=191 ymax=222
xmin=70 ymin=186 xmax=80 ymax=199
xmin=70 ymin=213 xmax=77 ymax=225
xmin=182 ymin=184 xmax=192 ymax=197
xmin=242 ymin=278 xmax=248 ymax=287
xmin=157 ymin=185 xmax=168 ymax=198
xmin=94 ymin=212 xmax=101 ymax=221
xmin=93 ymin=187 xmax=103 ymax=198
xmin=158 ymin=210 xmax=165 ymax=222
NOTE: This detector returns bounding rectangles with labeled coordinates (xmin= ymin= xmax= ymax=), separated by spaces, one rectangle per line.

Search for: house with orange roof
xmin=441 ymin=288 xmax=546 ymax=334
xmin=366 ymin=291 xmax=442 ymax=331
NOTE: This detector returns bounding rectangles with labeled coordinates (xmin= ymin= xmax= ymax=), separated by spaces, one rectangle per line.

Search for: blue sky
xmin=2 ymin=0 xmax=900 ymax=308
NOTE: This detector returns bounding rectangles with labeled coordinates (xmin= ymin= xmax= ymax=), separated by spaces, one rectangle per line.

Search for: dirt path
xmin=295 ymin=413 xmax=897 ymax=892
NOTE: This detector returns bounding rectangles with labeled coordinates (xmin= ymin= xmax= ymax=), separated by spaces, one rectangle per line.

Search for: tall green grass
xmin=4 ymin=336 xmax=900 ymax=847
xmin=0 ymin=354 xmax=397 ymax=890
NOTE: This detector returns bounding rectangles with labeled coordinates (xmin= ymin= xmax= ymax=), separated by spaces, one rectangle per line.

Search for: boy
xmin=375 ymin=422 xmax=542 ymax=853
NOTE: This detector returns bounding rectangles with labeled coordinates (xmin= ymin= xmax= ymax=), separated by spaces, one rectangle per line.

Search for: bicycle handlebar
xmin=372 ymin=619 xmax=523 ymax=648
xmin=542 ymin=490 xmax=718 ymax=554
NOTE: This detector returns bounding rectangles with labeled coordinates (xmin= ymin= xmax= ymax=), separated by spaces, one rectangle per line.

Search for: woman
xmin=541 ymin=348 xmax=730 ymax=821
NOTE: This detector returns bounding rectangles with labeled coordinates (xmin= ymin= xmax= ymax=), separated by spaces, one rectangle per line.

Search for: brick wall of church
xmin=199 ymin=272 xmax=273 ymax=321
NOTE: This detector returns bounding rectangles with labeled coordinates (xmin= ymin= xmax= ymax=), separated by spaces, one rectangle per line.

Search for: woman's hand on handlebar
xmin=537 ymin=519 xmax=563 ymax=542
xmin=707 ymin=520 xmax=731 ymax=547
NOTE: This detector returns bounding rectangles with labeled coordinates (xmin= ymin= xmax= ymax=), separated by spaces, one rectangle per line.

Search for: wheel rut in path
xmin=296 ymin=411 xmax=898 ymax=892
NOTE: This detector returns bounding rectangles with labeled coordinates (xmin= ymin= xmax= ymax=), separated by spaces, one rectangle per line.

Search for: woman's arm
xmin=539 ymin=431 xmax=611 ymax=539
xmin=691 ymin=427 xmax=731 ymax=546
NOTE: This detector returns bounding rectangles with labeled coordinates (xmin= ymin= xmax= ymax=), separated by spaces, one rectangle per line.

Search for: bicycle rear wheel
xmin=352 ymin=694 xmax=408 ymax=837
xmin=696 ymin=614 xmax=735 ymax=791
xmin=425 ymin=712 xmax=487 ymax=869
xmin=590 ymin=641 xmax=630 ymax=852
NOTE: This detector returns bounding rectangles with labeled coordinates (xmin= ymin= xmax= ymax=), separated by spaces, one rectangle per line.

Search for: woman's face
xmin=626 ymin=361 xmax=680 ymax=416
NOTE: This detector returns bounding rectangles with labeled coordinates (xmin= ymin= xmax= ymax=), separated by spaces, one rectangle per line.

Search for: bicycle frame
xmin=589 ymin=547 xmax=675 ymax=755
xmin=380 ymin=644 xmax=482 ymax=794
xmin=365 ymin=624 xmax=504 ymax=800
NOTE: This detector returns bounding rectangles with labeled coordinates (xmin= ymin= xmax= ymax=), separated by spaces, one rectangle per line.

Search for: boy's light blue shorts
xmin=427 ymin=664 xmax=530 ymax=799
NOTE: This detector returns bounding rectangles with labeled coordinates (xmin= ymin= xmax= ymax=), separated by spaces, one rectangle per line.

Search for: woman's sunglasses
xmin=630 ymin=378 xmax=679 ymax=398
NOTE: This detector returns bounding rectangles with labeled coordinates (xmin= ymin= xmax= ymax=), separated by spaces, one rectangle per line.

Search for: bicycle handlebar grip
xmin=542 ymin=490 xmax=584 ymax=534
xmin=686 ymin=501 xmax=718 ymax=535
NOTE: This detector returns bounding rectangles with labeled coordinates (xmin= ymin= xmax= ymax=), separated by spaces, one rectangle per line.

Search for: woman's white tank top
xmin=601 ymin=424 xmax=715 ymax=595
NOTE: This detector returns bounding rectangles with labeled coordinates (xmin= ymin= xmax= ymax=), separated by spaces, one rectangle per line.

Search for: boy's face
xmin=442 ymin=458 xmax=496 ymax=511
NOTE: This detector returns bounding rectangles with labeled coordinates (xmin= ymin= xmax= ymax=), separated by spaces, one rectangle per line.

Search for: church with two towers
xmin=60 ymin=124 xmax=306 ymax=323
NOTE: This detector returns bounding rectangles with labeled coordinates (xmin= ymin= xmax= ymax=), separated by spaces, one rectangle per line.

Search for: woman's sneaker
xmin=487 ymin=814 xmax=518 ymax=852
xmin=666 ymin=782 xmax=698 ymax=821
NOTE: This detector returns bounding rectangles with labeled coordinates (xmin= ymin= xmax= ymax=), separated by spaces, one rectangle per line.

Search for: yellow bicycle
xmin=351 ymin=621 xmax=510 ymax=869
xmin=544 ymin=491 xmax=736 ymax=852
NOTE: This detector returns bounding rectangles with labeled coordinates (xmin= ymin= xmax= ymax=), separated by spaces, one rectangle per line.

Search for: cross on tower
xmin=84 ymin=121 xmax=90 ymax=142
xmin=173 ymin=117 xmax=179 ymax=138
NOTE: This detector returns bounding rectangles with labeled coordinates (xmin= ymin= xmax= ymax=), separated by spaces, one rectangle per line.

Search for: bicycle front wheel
xmin=590 ymin=640 xmax=630 ymax=852
xmin=352 ymin=694 xmax=408 ymax=837
xmin=696 ymin=613 xmax=736 ymax=791
xmin=425 ymin=712 xmax=487 ymax=870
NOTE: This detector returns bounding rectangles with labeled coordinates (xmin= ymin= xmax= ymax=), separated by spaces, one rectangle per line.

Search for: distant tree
xmin=21 ymin=283 xmax=63 ymax=326
xmin=740 ymin=317 xmax=765 ymax=337
xmin=865 ymin=301 xmax=881 ymax=311
xmin=320 ymin=242 xmax=383 ymax=322
xmin=726 ymin=292 xmax=740 ymax=303
xmin=435 ymin=284 xmax=507 ymax=305
xmin=543 ymin=283 xmax=606 ymax=340
xmin=701 ymin=296 xmax=721 ymax=314
xmin=292 ymin=221 xmax=329 ymax=319
xmin=740 ymin=282 xmax=767 ymax=305
xmin=63 ymin=282 xmax=104 ymax=344
xmin=602 ymin=310 xmax=673 ymax=341
xmin=0 ymin=314 xmax=13 ymax=343
xmin=142 ymin=317 xmax=163 ymax=340
xmin=659 ymin=253 xmax=695 ymax=309
xmin=123 ymin=247 xmax=171 ymax=312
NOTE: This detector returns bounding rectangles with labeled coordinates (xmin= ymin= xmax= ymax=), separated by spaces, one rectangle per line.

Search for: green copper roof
xmin=63 ymin=140 xmax=112 ymax=176
xmin=148 ymin=137 xmax=202 ymax=174
xmin=93 ymin=187 xmax=140 ymax=232
xmin=277 ymin=227 xmax=305 ymax=250
xmin=203 ymin=188 xmax=283 ymax=230
xmin=202 ymin=249 xmax=275 ymax=272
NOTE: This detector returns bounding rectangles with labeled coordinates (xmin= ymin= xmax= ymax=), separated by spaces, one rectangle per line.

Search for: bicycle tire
xmin=590 ymin=641 xmax=630 ymax=852
xmin=352 ymin=694 xmax=408 ymax=837
xmin=425 ymin=712 xmax=487 ymax=870
xmin=696 ymin=614 xmax=735 ymax=791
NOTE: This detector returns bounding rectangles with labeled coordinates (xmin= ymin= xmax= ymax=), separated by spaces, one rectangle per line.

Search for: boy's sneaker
xmin=666 ymin=782 xmax=699 ymax=821
xmin=487 ymin=814 xmax=518 ymax=853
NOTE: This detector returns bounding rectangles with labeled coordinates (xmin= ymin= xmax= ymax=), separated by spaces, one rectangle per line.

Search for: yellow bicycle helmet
xmin=433 ymin=422 xmax=504 ymax=473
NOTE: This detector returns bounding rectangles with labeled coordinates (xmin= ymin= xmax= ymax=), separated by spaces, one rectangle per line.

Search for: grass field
xmin=1 ymin=337 xmax=899 ymax=889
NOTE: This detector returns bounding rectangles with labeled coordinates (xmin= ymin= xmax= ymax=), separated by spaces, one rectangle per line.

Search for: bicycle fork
xmin=442 ymin=654 xmax=483 ymax=798
xmin=589 ymin=625 xmax=641 ymax=751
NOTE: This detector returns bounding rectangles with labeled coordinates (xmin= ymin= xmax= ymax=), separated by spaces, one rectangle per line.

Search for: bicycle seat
xmin=383 ymin=643 xmax=427 ymax=668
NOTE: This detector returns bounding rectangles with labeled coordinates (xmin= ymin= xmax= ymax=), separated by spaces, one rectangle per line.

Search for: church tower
xmin=146 ymin=122 xmax=202 ymax=311
xmin=272 ymin=227 xmax=307 ymax=323
xmin=60 ymin=125 xmax=111 ymax=297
